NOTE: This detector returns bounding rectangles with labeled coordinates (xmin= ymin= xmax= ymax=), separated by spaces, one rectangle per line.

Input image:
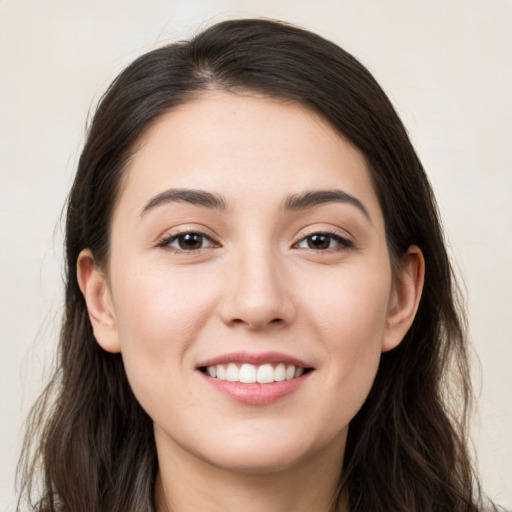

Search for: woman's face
xmin=82 ymin=91 xmax=419 ymax=474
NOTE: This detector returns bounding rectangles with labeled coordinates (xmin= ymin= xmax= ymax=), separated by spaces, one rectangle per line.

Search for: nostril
xmin=227 ymin=317 xmax=286 ymax=329
xmin=230 ymin=318 xmax=283 ymax=326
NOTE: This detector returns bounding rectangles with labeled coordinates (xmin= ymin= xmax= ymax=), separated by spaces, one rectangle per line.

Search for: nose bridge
xmin=220 ymin=239 xmax=295 ymax=329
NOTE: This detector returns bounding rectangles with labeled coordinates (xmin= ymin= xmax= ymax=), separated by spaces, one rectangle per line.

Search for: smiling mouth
xmin=199 ymin=363 xmax=313 ymax=384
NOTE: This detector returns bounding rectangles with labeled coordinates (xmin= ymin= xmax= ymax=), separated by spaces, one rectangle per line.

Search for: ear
xmin=382 ymin=245 xmax=425 ymax=352
xmin=77 ymin=249 xmax=121 ymax=353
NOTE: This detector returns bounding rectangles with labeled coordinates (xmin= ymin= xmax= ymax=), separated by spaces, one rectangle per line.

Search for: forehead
xmin=117 ymin=91 xmax=383 ymax=225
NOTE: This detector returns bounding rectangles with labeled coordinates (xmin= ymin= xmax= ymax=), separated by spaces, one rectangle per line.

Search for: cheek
xmin=302 ymin=261 xmax=391 ymax=403
xmin=112 ymin=262 xmax=217 ymax=345
xmin=305 ymin=259 xmax=391 ymax=338
xmin=109 ymin=263 xmax=220 ymax=395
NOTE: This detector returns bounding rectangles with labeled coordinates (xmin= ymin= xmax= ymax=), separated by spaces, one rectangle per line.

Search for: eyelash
xmin=293 ymin=230 xmax=354 ymax=252
xmin=158 ymin=231 xmax=219 ymax=253
xmin=157 ymin=230 xmax=354 ymax=254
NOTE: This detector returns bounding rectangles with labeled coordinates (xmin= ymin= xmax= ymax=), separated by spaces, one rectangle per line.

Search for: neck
xmin=153 ymin=429 xmax=347 ymax=512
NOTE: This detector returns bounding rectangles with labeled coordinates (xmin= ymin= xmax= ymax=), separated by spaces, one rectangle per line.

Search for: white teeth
xmin=205 ymin=363 xmax=308 ymax=383
xmin=274 ymin=363 xmax=286 ymax=382
xmin=226 ymin=363 xmax=239 ymax=382
xmin=256 ymin=364 xmax=274 ymax=384
xmin=239 ymin=363 xmax=257 ymax=383
xmin=216 ymin=364 xmax=226 ymax=380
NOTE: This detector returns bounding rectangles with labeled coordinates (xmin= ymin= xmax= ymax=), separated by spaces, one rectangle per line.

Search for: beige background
xmin=1 ymin=0 xmax=511 ymax=509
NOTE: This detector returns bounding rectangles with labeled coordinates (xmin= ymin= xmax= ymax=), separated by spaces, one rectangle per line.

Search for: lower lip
xmin=200 ymin=372 xmax=312 ymax=405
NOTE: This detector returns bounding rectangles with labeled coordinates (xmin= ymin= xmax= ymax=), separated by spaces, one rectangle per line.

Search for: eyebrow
xmin=140 ymin=187 xmax=371 ymax=222
xmin=140 ymin=188 xmax=228 ymax=215
xmin=283 ymin=189 xmax=371 ymax=222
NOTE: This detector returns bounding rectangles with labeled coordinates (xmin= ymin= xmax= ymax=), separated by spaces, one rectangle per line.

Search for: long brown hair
xmin=18 ymin=18 xmax=497 ymax=512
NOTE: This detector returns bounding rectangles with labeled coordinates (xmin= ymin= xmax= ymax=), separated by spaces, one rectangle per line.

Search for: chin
xmin=191 ymin=424 xmax=346 ymax=476
xmin=202 ymin=443 xmax=310 ymax=475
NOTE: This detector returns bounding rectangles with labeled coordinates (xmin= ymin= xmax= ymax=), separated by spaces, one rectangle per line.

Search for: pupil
xmin=308 ymin=234 xmax=330 ymax=249
xmin=179 ymin=233 xmax=202 ymax=250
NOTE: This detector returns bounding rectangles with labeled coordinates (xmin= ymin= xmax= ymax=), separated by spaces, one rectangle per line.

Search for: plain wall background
xmin=1 ymin=0 xmax=511 ymax=509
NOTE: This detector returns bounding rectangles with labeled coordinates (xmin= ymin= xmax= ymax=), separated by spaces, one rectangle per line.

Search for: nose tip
xmin=228 ymin=308 xmax=288 ymax=330
xmin=218 ymin=258 xmax=296 ymax=330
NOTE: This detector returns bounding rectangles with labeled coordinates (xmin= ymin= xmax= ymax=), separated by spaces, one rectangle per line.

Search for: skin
xmin=78 ymin=91 xmax=424 ymax=512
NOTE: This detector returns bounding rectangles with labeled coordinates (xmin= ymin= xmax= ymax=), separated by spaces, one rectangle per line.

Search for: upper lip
xmin=197 ymin=351 xmax=312 ymax=369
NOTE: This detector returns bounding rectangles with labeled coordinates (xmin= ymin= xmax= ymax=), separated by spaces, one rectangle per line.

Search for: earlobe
xmin=77 ymin=249 xmax=121 ymax=353
xmin=382 ymin=245 xmax=425 ymax=352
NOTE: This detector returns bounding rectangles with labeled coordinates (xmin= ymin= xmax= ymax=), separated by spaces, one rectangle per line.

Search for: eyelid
xmin=155 ymin=224 xmax=355 ymax=253
xmin=292 ymin=228 xmax=355 ymax=251
xmin=156 ymin=226 xmax=222 ymax=253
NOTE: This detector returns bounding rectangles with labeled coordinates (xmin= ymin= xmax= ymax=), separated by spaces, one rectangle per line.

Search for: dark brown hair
xmin=18 ymin=18 xmax=497 ymax=512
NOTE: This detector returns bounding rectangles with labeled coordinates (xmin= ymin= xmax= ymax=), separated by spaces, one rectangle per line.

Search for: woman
xmin=17 ymin=18 xmax=499 ymax=512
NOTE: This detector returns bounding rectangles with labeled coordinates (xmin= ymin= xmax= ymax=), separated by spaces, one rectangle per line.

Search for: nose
xmin=218 ymin=248 xmax=296 ymax=330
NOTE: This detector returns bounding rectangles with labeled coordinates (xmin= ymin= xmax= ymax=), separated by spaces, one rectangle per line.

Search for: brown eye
xmin=164 ymin=232 xmax=216 ymax=251
xmin=178 ymin=233 xmax=203 ymax=250
xmin=307 ymin=234 xmax=331 ymax=249
xmin=296 ymin=232 xmax=353 ymax=251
